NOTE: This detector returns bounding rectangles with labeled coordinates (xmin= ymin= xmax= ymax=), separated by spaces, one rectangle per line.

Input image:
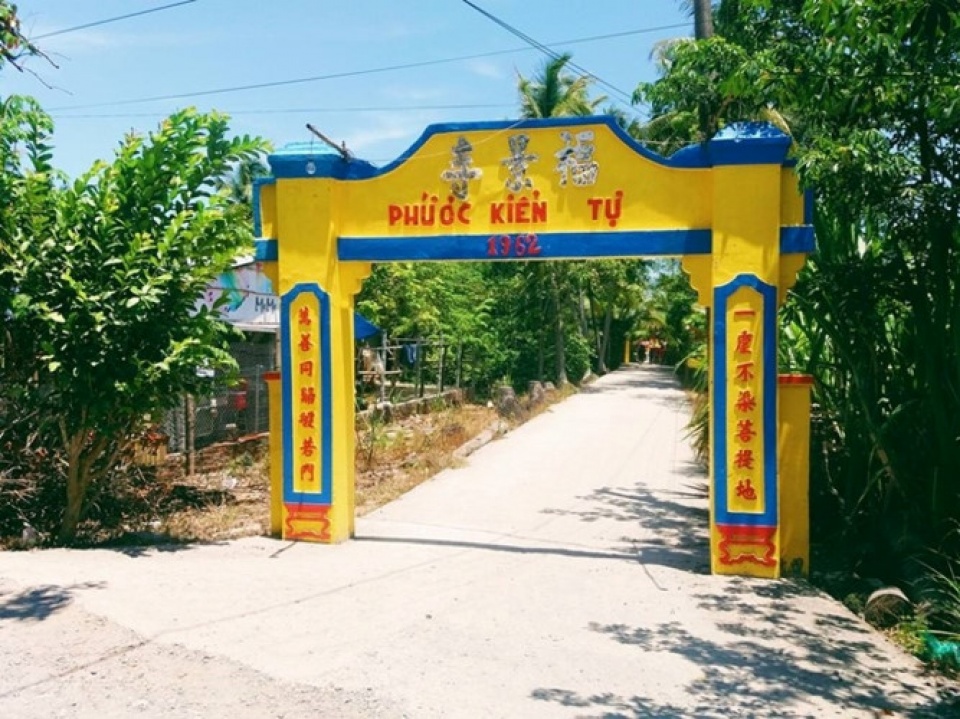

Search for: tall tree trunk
xmin=598 ymin=308 xmax=613 ymax=374
xmin=588 ymin=292 xmax=604 ymax=374
xmin=59 ymin=431 xmax=89 ymax=544
xmin=550 ymin=267 xmax=568 ymax=386
xmin=693 ymin=0 xmax=714 ymax=40
xmin=693 ymin=0 xmax=715 ymax=138
xmin=537 ymin=326 xmax=545 ymax=381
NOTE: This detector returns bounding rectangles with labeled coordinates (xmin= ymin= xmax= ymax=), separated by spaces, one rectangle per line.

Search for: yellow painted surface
xmin=265 ymin=373 xmax=282 ymax=537
xmin=779 ymin=167 xmax=806 ymax=227
xmin=259 ymin=122 xmax=815 ymax=575
xmin=709 ymin=162 xmax=783 ymax=579
xmin=779 ymin=377 xmax=812 ymax=577
xmin=712 ymin=165 xmax=782 ymax=287
xmin=338 ymin=122 xmax=712 ymax=239
xmin=259 ymin=182 xmax=277 ymax=240
xmin=680 ymin=255 xmax=712 ymax=308
xmin=779 ymin=253 xmax=806 ymax=305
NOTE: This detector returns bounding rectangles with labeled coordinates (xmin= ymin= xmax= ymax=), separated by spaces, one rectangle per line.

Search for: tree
xmin=517 ymin=54 xmax=604 ymax=385
xmin=1 ymin=106 xmax=267 ymax=542
xmin=0 ymin=1 xmax=37 ymax=71
xmin=636 ymin=0 xmax=960 ymax=563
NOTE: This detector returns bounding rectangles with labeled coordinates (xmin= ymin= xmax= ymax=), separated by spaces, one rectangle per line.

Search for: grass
xmin=50 ymin=387 xmax=573 ymax=546
xmin=354 ymin=404 xmax=498 ymax=514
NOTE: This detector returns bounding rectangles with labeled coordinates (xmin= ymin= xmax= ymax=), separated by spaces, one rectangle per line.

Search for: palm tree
xmin=517 ymin=53 xmax=605 ymax=119
xmin=516 ymin=54 xmax=603 ymax=385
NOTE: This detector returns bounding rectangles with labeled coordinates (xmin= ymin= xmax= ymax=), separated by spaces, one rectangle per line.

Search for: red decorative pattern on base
xmin=716 ymin=524 xmax=777 ymax=567
xmin=283 ymin=504 xmax=331 ymax=541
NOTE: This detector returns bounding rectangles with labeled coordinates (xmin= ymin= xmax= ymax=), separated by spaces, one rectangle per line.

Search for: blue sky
xmin=5 ymin=1 xmax=691 ymax=177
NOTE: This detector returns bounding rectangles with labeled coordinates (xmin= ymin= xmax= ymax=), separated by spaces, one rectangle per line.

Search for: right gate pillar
xmin=683 ymin=122 xmax=814 ymax=579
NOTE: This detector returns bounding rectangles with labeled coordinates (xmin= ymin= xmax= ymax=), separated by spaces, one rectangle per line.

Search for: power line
xmin=34 ymin=0 xmax=197 ymax=40
xmin=459 ymin=0 xmax=640 ymax=110
xmin=51 ymin=103 xmax=516 ymax=119
xmin=47 ymin=23 xmax=688 ymax=112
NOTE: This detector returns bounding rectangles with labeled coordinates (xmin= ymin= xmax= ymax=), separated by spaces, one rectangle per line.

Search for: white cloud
xmin=379 ymin=85 xmax=448 ymax=103
xmin=466 ymin=59 xmax=504 ymax=80
xmin=341 ymin=112 xmax=434 ymax=161
xmin=36 ymin=28 xmax=220 ymax=56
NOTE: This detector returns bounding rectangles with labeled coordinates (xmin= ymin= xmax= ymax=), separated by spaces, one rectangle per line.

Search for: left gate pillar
xmin=254 ymin=149 xmax=371 ymax=543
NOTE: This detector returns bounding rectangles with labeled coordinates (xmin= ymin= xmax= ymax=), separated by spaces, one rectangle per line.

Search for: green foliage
xmin=0 ymin=102 xmax=268 ymax=542
xmin=0 ymin=1 xmax=37 ymax=72
xmin=357 ymin=261 xmax=515 ymax=394
xmin=517 ymin=53 xmax=605 ymax=119
xmin=640 ymin=0 xmax=960 ymax=570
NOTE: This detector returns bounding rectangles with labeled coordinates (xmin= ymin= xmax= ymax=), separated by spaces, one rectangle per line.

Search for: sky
xmin=4 ymin=1 xmax=692 ymax=178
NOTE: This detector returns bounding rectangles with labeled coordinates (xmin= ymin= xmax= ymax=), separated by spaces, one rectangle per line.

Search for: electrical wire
xmin=34 ymin=0 xmax=197 ymax=40
xmin=458 ymin=0 xmax=641 ymax=110
xmin=47 ymin=22 xmax=688 ymax=112
xmin=52 ymin=103 xmax=515 ymax=119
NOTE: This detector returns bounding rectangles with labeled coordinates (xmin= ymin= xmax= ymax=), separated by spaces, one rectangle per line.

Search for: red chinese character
xmin=298 ymin=411 xmax=315 ymax=429
xmin=734 ymin=449 xmax=754 ymax=470
xmin=735 ymin=478 xmax=757 ymax=501
xmin=300 ymin=436 xmax=317 ymax=457
xmin=736 ymin=419 xmax=757 ymax=443
xmin=300 ymin=463 xmax=315 ymax=485
xmin=735 ymin=390 xmax=757 ymax=413
xmin=299 ymin=360 xmax=314 ymax=377
xmin=300 ymin=386 xmax=316 ymax=404
xmin=299 ymin=333 xmax=313 ymax=352
xmin=736 ymin=362 xmax=755 ymax=382
xmin=735 ymin=331 xmax=754 ymax=355
xmin=298 ymin=306 xmax=312 ymax=327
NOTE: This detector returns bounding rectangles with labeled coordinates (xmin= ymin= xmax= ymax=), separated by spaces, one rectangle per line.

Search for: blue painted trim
xmin=713 ymin=274 xmax=778 ymax=527
xmin=339 ymin=229 xmax=712 ymax=262
xmin=269 ymin=117 xmax=798 ymax=180
xmin=251 ymin=177 xmax=275 ymax=238
xmin=280 ymin=284 xmax=333 ymax=506
xmin=709 ymin=122 xmax=792 ymax=167
xmin=779 ymin=226 xmax=815 ymax=254
xmin=803 ymin=188 xmax=815 ymax=226
xmin=255 ymin=239 xmax=278 ymax=262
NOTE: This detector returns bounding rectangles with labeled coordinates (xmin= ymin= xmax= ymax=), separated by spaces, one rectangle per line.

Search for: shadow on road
xmin=542 ymin=464 xmax=711 ymax=575
xmin=355 ymin=535 xmax=635 ymax=563
xmin=0 ymin=581 xmax=105 ymax=622
xmin=531 ymin=581 xmax=960 ymax=718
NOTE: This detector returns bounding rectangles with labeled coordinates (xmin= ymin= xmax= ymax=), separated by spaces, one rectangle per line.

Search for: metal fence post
xmin=438 ymin=337 xmax=445 ymax=394
xmin=456 ymin=340 xmax=463 ymax=389
xmin=185 ymin=395 xmax=196 ymax=476
xmin=416 ymin=338 xmax=424 ymax=399
xmin=254 ymin=364 xmax=262 ymax=433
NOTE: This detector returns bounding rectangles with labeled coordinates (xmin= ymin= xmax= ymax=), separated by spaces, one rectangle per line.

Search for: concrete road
xmin=1 ymin=366 xmax=957 ymax=718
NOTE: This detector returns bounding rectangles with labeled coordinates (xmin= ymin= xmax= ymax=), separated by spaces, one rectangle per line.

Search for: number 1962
xmin=486 ymin=233 xmax=542 ymax=258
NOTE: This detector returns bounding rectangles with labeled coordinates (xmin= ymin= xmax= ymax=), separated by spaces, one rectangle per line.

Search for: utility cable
xmin=458 ymin=0 xmax=644 ymax=110
xmin=51 ymin=103 xmax=515 ymax=119
xmin=47 ymin=22 xmax=688 ymax=112
xmin=34 ymin=0 xmax=197 ymax=40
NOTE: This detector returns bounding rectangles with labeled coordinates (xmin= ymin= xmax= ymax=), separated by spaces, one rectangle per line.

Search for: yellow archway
xmin=255 ymin=117 xmax=814 ymax=579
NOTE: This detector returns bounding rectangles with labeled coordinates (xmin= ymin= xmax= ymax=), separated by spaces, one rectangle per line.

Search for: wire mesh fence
xmin=162 ymin=338 xmax=276 ymax=453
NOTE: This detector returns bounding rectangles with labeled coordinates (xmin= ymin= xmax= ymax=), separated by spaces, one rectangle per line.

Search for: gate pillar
xmin=255 ymin=153 xmax=370 ymax=543
xmin=684 ymin=123 xmax=810 ymax=578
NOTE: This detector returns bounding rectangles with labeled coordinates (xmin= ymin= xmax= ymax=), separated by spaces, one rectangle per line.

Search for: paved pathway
xmin=1 ymin=366 xmax=957 ymax=717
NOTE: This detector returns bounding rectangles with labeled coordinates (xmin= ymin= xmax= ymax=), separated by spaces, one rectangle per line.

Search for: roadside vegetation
xmin=637 ymin=0 xmax=960 ymax=665
xmin=1 ymin=0 xmax=957 ymax=670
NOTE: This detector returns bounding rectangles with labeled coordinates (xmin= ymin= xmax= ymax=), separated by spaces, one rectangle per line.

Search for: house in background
xmin=170 ymin=259 xmax=380 ymax=449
